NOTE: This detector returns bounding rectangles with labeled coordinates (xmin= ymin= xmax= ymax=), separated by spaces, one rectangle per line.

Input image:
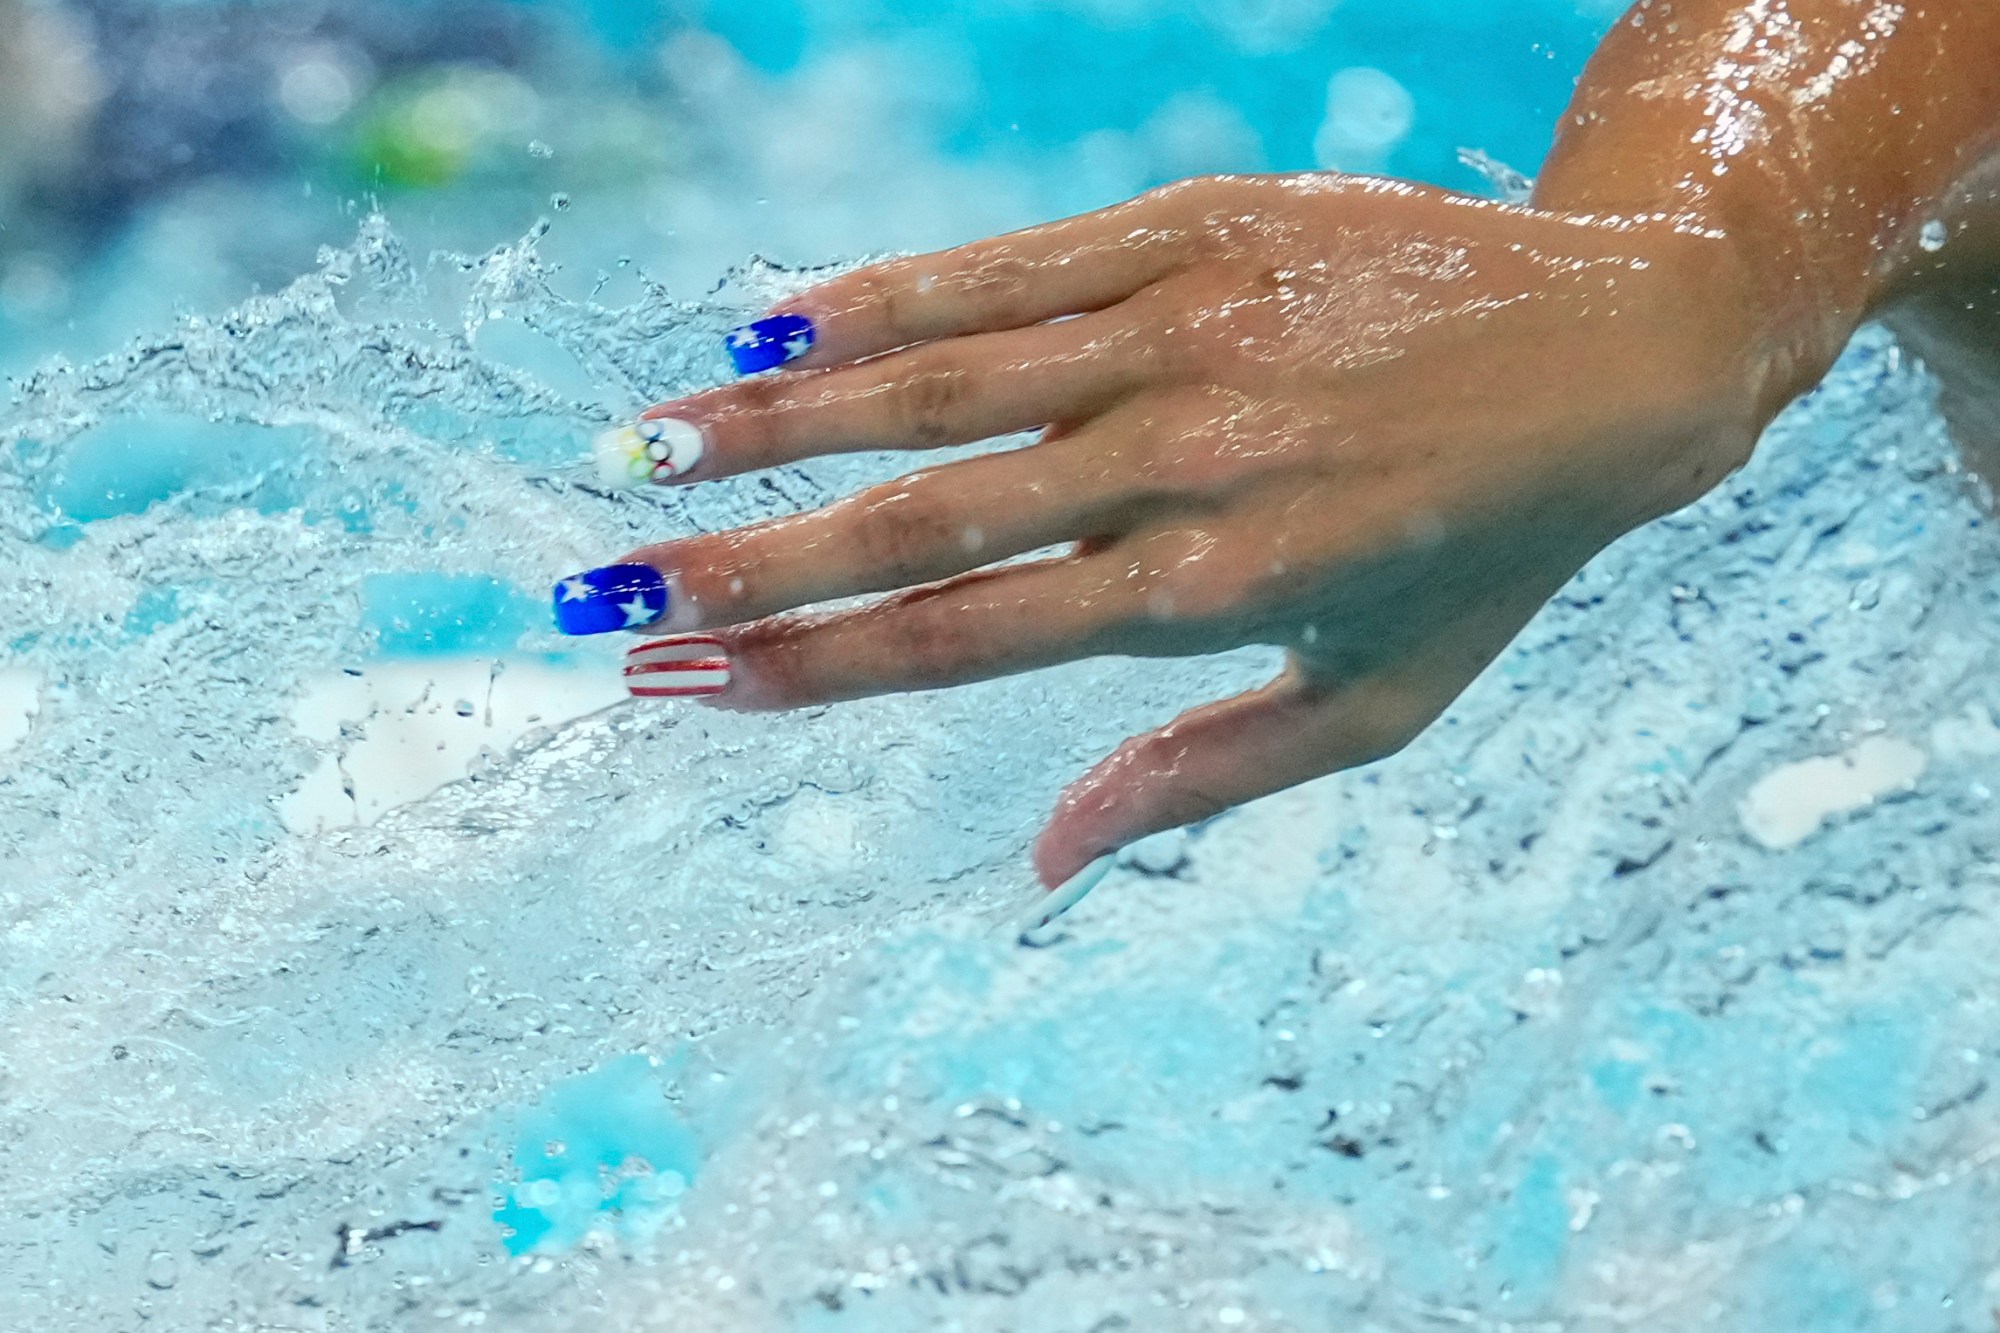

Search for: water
xmin=5 ymin=3 xmax=2000 ymax=1330
xmin=0 ymin=211 xmax=1275 ymax=1326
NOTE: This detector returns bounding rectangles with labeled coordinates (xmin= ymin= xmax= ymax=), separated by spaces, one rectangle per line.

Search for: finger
xmin=629 ymin=424 xmax=1165 ymax=629
xmin=628 ymin=552 xmax=1153 ymax=710
xmin=772 ymin=193 xmax=1196 ymax=367
xmin=632 ymin=309 xmax=1143 ymax=485
xmin=1031 ymin=669 xmax=1439 ymax=888
xmin=1033 ymin=582 xmax=1559 ymax=887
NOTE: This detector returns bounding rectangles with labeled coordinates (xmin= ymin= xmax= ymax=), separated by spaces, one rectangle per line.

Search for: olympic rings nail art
xmin=594 ymin=417 xmax=707 ymax=488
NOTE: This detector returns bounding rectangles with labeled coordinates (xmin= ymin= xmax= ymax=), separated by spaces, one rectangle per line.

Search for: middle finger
xmin=623 ymin=415 xmax=1176 ymax=630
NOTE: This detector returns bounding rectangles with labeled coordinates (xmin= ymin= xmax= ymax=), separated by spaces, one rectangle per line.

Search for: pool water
xmin=3 ymin=3 xmax=1999 ymax=1331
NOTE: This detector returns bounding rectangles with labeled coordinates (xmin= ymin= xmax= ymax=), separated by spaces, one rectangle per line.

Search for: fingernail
xmin=625 ymin=635 xmax=733 ymax=699
xmin=594 ymin=416 xmax=707 ymax=488
xmin=553 ymin=564 xmax=669 ymax=636
xmin=725 ymin=313 xmax=816 ymax=375
xmin=1016 ymin=856 xmax=1115 ymax=935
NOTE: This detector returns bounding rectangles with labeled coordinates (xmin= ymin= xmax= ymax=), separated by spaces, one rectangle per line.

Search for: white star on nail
xmin=620 ymin=595 xmax=658 ymax=627
xmin=728 ymin=328 xmax=759 ymax=348
xmin=559 ymin=578 xmax=592 ymax=602
xmin=784 ymin=335 xmax=812 ymax=358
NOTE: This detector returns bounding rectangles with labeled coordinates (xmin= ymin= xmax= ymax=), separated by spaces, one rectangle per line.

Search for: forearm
xmin=1534 ymin=0 xmax=2000 ymax=407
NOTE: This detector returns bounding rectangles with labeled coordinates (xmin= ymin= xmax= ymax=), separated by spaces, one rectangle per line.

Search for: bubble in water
xmin=1313 ymin=67 xmax=1415 ymax=169
xmin=549 ymin=192 xmax=571 ymax=212
xmin=526 ymin=140 xmax=555 ymax=159
xmin=1919 ymin=220 xmax=1948 ymax=252
xmin=144 ymin=1251 xmax=180 ymax=1291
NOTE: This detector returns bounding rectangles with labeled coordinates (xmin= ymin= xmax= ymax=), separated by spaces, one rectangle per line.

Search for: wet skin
xmin=605 ymin=0 xmax=2000 ymax=889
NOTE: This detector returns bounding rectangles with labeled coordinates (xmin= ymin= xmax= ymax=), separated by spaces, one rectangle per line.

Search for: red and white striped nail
xmin=625 ymin=636 xmax=733 ymax=699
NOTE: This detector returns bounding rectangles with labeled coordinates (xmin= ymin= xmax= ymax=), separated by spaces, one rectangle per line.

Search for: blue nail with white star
xmin=553 ymin=564 xmax=669 ymax=636
xmin=725 ymin=313 xmax=816 ymax=375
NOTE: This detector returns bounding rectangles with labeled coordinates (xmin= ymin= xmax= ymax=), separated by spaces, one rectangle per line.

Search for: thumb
xmin=1031 ymin=665 xmax=1437 ymax=889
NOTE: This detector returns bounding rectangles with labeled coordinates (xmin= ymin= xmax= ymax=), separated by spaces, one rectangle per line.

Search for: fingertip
xmin=1034 ymin=781 xmax=1125 ymax=889
xmin=597 ymin=415 xmax=709 ymax=486
xmin=725 ymin=313 xmax=818 ymax=376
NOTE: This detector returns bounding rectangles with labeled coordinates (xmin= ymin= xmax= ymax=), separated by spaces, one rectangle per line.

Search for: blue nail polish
xmin=553 ymin=564 xmax=668 ymax=636
xmin=725 ymin=313 xmax=816 ymax=375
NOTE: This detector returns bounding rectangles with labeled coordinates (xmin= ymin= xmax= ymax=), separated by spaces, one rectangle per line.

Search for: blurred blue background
xmin=0 ymin=0 xmax=1620 ymax=369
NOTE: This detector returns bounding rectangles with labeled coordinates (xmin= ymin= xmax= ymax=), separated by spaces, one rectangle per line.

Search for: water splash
xmin=0 ymin=213 xmax=1257 ymax=1327
xmin=6 ymin=214 xmax=2000 ymax=1332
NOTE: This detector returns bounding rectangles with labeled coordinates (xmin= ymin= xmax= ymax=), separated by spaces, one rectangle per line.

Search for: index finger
xmin=773 ymin=192 xmax=1198 ymax=368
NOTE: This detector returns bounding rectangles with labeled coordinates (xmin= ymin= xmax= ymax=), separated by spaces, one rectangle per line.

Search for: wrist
xmin=1533 ymin=0 xmax=2000 ymax=423
xmin=1534 ymin=163 xmax=1866 ymax=426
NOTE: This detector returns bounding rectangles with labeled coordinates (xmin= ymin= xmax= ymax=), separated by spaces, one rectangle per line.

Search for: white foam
xmin=0 ymin=667 xmax=40 ymax=755
xmin=1738 ymin=735 xmax=1928 ymax=850
xmin=279 ymin=657 xmax=628 ymax=834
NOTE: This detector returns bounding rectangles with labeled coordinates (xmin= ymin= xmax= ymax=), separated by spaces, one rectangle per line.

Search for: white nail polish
xmin=1015 ymin=856 xmax=1114 ymax=935
xmin=594 ymin=417 xmax=706 ymax=488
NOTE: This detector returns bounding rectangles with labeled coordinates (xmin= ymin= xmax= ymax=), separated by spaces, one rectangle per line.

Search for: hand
xmin=566 ymin=173 xmax=1788 ymax=888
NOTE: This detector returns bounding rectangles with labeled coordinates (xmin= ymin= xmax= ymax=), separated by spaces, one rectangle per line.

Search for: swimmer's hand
xmin=585 ymin=0 xmax=1999 ymax=890
xmin=594 ymin=179 xmax=1777 ymax=885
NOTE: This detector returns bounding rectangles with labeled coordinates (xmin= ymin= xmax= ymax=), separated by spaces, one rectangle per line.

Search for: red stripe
xmin=624 ymin=658 xmax=731 ymax=676
xmin=629 ymin=683 xmax=728 ymax=697
xmin=627 ymin=636 xmax=726 ymax=653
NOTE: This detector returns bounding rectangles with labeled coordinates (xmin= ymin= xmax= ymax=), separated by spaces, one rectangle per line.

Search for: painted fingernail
xmin=725 ymin=313 xmax=816 ymax=375
xmin=625 ymin=635 xmax=733 ymax=699
xmin=553 ymin=564 xmax=668 ymax=636
xmin=594 ymin=417 xmax=707 ymax=488
xmin=1016 ymin=856 xmax=1115 ymax=935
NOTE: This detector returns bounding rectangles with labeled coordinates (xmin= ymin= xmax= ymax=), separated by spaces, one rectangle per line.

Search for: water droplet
xmin=548 ymin=193 xmax=571 ymax=212
xmin=526 ymin=140 xmax=554 ymax=159
xmin=1919 ymin=220 xmax=1947 ymax=253
xmin=455 ymin=699 xmax=476 ymax=718
xmin=145 ymin=1251 xmax=180 ymax=1290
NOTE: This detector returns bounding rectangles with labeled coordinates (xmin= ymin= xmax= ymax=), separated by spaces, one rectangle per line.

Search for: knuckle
xmin=711 ymin=377 xmax=798 ymax=462
xmin=1139 ymin=175 xmax=1229 ymax=219
xmin=1130 ymin=433 xmax=1203 ymax=493
xmin=850 ymin=484 xmax=959 ymax=585
xmin=1137 ymin=301 xmax=1222 ymax=380
xmin=1122 ymin=392 xmax=1229 ymax=490
xmin=880 ymin=595 xmax=981 ymax=685
xmin=959 ymin=254 xmax=1039 ymax=325
xmin=872 ymin=275 xmax=912 ymax=336
xmin=890 ymin=361 xmax=973 ymax=447
xmin=848 ymin=266 xmax=894 ymax=315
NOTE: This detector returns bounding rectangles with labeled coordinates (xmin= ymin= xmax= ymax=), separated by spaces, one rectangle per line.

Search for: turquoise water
xmin=4 ymin=3 xmax=1999 ymax=1331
